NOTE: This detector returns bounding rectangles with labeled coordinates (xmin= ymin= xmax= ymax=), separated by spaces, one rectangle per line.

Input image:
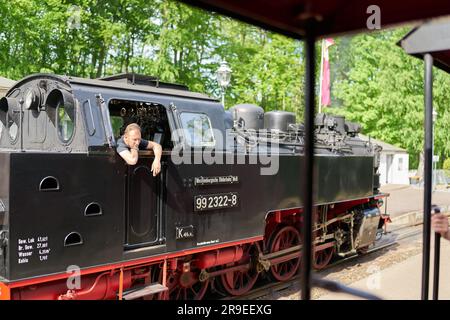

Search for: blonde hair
xmin=124 ymin=123 xmax=141 ymax=136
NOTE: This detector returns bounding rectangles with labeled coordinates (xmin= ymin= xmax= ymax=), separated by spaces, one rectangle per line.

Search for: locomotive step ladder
xmin=120 ymin=283 xmax=168 ymax=300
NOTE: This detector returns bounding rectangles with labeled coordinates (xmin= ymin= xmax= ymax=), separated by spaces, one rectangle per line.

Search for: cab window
xmin=7 ymin=114 xmax=18 ymax=142
xmin=57 ymin=102 xmax=75 ymax=143
xmin=110 ymin=116 xmax=124 ymax=139
xmin=108 ymin=99 xmax=173 ymax=150
xmin=179 ymin=112 xmax=215 ymax=147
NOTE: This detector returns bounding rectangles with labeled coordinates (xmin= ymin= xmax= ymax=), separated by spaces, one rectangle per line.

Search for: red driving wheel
xmin=313 ymin=246 xmax=335 ymax=270
xmin=269 ymin=226 xmax=301 ymax=282
xmin=167 ymin=269 xmax=209 ymax=300
xmin=219 ymin=243 xmax=259 ymax=296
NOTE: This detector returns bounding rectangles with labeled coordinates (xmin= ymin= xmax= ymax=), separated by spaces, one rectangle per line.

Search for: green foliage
xmin=443 ymin=158 xmax=450 ymax=171
xmin=0 ymin=0 xmax=303 ymax=117
xmin=218 ymin=23 xmax=304 ymax=117
xmin=328 ymin=28 xmax=450 ymax=169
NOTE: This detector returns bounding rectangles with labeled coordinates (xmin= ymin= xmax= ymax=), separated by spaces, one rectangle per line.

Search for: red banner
xmin=321 ymin=38 xmax=334 ymax=107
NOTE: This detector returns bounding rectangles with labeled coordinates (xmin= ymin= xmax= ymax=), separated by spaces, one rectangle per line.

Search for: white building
xmin=360 ymin=135 xmax=410 ymax=185
xmin=0 ymin=76 xmax=15 ymax=97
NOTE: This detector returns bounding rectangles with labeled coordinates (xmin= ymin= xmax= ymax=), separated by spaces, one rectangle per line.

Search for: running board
xmin=121 ymin=283 xmax=168 ymax=300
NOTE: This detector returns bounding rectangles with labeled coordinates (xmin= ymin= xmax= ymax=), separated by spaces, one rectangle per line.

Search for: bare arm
xmin=119 ymin=148 xmax=139 ymax=166
xmin=147 ymin=141 xmax=162 ymax=161
xmin=432 ymin=213 xmax=450 ymax=240
xmin=147 ymin=141 xmax=162 ymax=176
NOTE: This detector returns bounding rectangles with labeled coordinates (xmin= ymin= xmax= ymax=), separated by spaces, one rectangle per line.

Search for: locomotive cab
xmin=0 ymin=73 xmax=226 ymax=282
xmin=107 ymin=99 xmax=172 ymax=249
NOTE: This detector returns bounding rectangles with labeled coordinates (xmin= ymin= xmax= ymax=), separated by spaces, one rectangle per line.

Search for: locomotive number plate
xmin=194 ymin=192 xmax=239 ymax=211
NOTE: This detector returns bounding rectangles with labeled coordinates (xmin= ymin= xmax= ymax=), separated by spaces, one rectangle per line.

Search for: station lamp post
xmin=217 ymin=61 xmax=232 ymax=108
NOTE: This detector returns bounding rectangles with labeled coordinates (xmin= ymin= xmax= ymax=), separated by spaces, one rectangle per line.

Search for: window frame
xmin=398 ymin=156 xmax=404 ymax=171
xmin=4 ymin=89 xmax=20 ymax=144
xmin=7 ymin=113 xmax=19 ymax=144
xmin=178 ymin=111 xmax=216 ymax=148
xmin=56 ymin=100 xmax=76 ymax=144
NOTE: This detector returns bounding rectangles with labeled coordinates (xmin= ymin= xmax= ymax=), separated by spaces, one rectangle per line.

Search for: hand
xmin=432 ymin=213 xmax=450 ymax=239
xmin=128 ymin=141 xmax=139 ymax=151
xmin=126 ymin=142 xmax=138 ymax=150
xmin=151 ymin=159 xmax=161 ymax=176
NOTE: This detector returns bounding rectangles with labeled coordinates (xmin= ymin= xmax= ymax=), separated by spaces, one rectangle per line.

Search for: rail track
xmin=219 ymin=224 xmax=423 ymax=300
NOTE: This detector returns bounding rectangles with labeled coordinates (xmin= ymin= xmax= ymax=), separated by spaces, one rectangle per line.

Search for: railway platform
xmin=380 ymin=184 xmax=450 ymax=219
xmin=318 ymin=235 xmax=450 ymax=300
xmin=316 ymin=184 xmax=450 ymax=300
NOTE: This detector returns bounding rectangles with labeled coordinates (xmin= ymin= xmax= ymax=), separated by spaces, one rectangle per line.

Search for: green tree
xmin=327 ymin=28 xmax=450 ymax=169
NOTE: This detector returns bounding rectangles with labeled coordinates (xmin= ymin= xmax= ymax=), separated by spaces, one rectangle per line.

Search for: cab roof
xmin=9 ymin=73 xmax=217 ymax=102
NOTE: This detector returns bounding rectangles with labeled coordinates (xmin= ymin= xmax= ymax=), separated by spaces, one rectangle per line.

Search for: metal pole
xmin=312 ymin=276 xmax=382 ymax=300
xmin=301 ymin=20 xmax=316 ymax=301
xmin=432 ymin=205 xmax=441 ymax=300
xmin=221 ymin=88 xmax=225 ymax=108
xmin=433 ymin=161 xmax=436 ymax=191
xmin=432 ymin=118 xmax=435 ymax=192
xmin=421 ymin=53 xmax=433 ymax=300
xmin=19 ymin=100 xmax=24 ymax=152
xmin=433 ymin=232 xmax=441 ymax=300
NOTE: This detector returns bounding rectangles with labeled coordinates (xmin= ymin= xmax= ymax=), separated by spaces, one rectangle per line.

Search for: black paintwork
xmin=0 ymin=153 xmax=10 ymax=279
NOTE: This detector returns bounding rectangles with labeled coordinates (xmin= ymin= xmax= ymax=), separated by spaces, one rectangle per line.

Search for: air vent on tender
xmin=39 ymin=176 xmax=60 ymax=192
xmin=64 ymin=232 xmax=83 ymax=247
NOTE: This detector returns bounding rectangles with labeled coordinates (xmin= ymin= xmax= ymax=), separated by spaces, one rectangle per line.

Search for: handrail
xmin=432 ymin=206 xmax=442 ymax=300
xmin=311 ymin=275 xmax=382 ymax=300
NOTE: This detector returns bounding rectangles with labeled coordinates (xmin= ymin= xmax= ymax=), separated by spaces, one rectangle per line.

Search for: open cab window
xmin=108 ymin=99 xmax=173 ymax=150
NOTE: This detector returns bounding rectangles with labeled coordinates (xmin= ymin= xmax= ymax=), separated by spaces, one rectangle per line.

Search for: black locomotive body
xmin=0 ymin=73 xmax=387 ymax=300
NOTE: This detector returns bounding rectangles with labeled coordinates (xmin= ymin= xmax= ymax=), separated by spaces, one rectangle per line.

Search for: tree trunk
xmin=96 ymin=45 xmax=106 ymax=78
xmin=91 ymin=50 xmax=98 ymax=78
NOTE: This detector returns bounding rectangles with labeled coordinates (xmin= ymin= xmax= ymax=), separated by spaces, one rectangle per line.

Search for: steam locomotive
xmin=0 ymin=73 xmax=387 ymax=300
